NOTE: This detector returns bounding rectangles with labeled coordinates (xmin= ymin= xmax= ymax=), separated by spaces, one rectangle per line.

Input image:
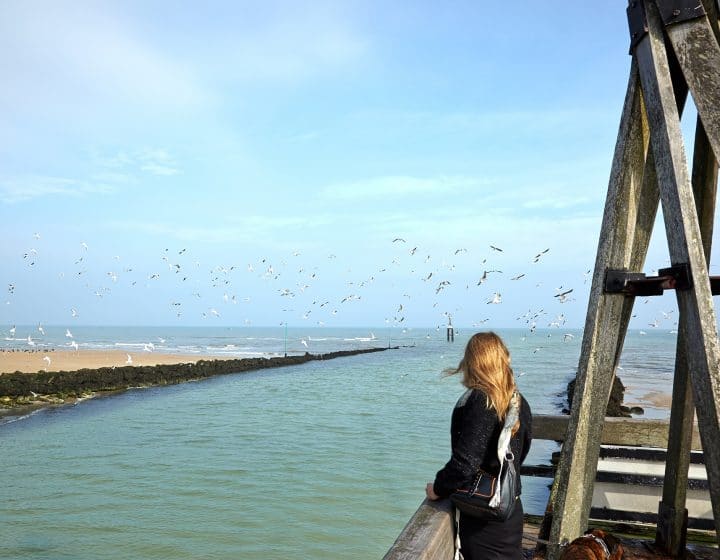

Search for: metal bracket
xmin=604 ymin=263 xmax=693 ymax=296
xmin=627 ymin=0 xmax=649 ymax=54
xmin=655 ymin=0 xmax=706 ymax=25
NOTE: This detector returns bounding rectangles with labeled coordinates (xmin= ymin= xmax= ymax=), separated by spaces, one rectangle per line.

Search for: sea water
xmin=0 ymin=327 xmax=677 ymax=559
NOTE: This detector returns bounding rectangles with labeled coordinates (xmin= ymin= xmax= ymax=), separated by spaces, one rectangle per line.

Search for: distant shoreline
xmin=0 ymin=346 xmax=395 ymax=418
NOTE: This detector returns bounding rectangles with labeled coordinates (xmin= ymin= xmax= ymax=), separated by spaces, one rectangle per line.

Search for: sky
xmin=0 ymin=1 xmax=709 ymax=330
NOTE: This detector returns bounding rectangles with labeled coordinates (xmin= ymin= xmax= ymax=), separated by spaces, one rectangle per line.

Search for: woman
xmin=426 ymin=332 xmax=532 ymax=560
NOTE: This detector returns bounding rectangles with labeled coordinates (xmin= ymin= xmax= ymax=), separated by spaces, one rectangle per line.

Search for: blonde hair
xmin=444 ymin=332 xmax=519 ymax=431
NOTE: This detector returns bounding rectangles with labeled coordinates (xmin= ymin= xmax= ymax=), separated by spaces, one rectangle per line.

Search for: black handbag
xmin=449 ymin=451 xmax=517 ymax=521
xmin=450 ymin=392 xmax=520 ymax=521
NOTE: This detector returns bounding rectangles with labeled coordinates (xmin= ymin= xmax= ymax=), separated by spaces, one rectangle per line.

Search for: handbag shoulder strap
xmin=488 ymin=391 xmax=519 ymax=507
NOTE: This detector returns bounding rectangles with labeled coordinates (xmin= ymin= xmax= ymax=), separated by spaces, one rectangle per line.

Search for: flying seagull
xmin=532 ymin=248 xmax=550 ymax=263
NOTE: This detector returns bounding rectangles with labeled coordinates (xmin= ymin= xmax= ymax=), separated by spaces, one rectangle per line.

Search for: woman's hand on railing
xmin=425 ymin=482 xmax=440 ymax=501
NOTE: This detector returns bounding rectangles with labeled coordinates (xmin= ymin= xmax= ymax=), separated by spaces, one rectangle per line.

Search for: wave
xmin=0 ymin=408 xmax=42 ymax=426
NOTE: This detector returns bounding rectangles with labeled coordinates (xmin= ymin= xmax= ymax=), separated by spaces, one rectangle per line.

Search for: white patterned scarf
xmin=489 ymin=391 xmax=519 ymax=508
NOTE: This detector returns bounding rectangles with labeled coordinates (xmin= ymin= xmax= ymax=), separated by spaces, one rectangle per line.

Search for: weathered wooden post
xmin=539 ymin=1 xmax=720 ymax=557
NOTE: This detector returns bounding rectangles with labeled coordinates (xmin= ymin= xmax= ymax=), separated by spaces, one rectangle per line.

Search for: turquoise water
xmin=1 ymin=327 xmax=676 ymax=559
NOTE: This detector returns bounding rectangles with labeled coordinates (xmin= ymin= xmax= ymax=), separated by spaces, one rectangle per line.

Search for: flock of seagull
xmin=3 ymin=232 xmax=680 ymax=364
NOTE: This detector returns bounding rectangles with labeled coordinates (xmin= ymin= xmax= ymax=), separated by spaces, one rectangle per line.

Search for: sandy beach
xmin=0 ymin=349 xmax=221 ymax=374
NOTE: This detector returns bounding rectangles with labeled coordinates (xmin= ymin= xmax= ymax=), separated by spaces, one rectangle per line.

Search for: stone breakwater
xmin=0 ymin=347 xmax=395 ymax=407
xmin=565 ymin=375 xmax=643 ymax=417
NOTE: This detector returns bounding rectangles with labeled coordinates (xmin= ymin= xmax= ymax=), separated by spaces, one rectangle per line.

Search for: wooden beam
xmin=663 ymin=4 xmax=720 ymax=161
xmin=637 ymin=0 xmax=720 ymax=546
xmin=699 ymin=0 xmax=720 ymax=48
xmin=543 ymin=61 xmax=652 ymax=559
xmin=532 ymin=415 xmax=703 ymax=450
xmin=658 ymin=116 xmax=719 ymax=556
xmin=654 ymin=39 xmax=707 ymax=556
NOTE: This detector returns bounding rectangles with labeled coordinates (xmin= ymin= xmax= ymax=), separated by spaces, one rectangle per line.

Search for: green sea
xmin=1 ymin=326 xmax=676 ymax=559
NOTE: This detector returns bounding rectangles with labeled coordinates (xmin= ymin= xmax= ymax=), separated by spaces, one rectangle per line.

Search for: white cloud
xmin=0 ymin=176 xmax=114 ymax=204
xmin=0 ymin=2 xmax=211 ymax=115
xmin=95 ymin=147 xmax=182 ymax=177
xmin=203 ymin=9 xmax=368 ymax=86
xmin=137 ymin=148 xmax=181 ymax=176
xmin=351 ymin=107 xmax=615 ymax=138
xmin=522 ymin=195 xmax=595 ymax=210
xmin=321 ymin=175 xmax=492 ymax=201
xmin=105 ymin=214 xmax=327 ymax=244
xmin=140 ymin=164 xmax=180 ymax=177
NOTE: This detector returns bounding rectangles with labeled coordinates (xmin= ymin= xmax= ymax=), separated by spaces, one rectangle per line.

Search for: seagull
xmin=126 ymin=354 xmax=133 ymax=365
xmin=436 ymin=280 xmax=451 ymax=294
xmin=532 ymin=248 xmax=550 ymax=262
xmin=43 ymin=355 xmax=51 ymax=366
xmin=71 ymin=308 xmax=79 ymax=318
xmin=554 ymin=288 xmax=574 ymax=303
xmin=487 ymin=292 xmax=502 ymax=304
xmin=69 ymin=340 xmax=79 ymax=351
xmin=490 ymin=245 xmax=503 ymax=252
xmin=477 ymin=270 xmax=501 ymax=285
xmin=37 ymin=324 xmax=45 ymax=335
xmin=9 ymin=325 xmax=16 ymax=336
xmin=511 ymin=274 xmax=526 ymax=281
xmin=27 ymin=335 xmax=35 ymax=346
xmin=301 ymin=339 xmax=308 ymax=348
xmin=392 ymin=238 xmax=406 ymax=243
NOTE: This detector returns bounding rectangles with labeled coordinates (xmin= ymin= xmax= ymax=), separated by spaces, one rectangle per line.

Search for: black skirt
xmin=458 ymin=498 xmax=524 ymax=560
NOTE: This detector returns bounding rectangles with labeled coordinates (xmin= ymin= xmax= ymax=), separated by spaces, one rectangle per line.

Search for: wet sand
xmin=0 ymin=349 xmax=223 ymax=374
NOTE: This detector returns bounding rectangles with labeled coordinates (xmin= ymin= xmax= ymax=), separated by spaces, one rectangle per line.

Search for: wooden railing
xmin=382 ymin=414 xmax=705 ymax=559
xmin=382 ymin=498 xmax=455 ymax=560
xmin=531 ymin=414 xmax=702 ymax=451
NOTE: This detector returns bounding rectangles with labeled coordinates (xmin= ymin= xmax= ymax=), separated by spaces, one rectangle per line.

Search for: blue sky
xmin=0 ymin=1 xmax=699 ymax=330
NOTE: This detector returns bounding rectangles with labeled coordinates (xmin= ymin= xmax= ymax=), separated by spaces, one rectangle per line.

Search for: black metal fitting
xmin=658 ymin=263 xmax=693 ymax=290
xmin=604 ymin=263 xmax=695 ymax=296
xmin=627 ymin=0 xmax=649 ymax=53
xmin=605 ymin=269 xmax=651 ymax=295
xmin=655 ymin=0 xmax=706 ymax=25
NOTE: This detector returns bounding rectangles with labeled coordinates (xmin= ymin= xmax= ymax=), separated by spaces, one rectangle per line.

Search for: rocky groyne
xmin=0 ymin=347 xmax=395 ymax=408
xmin=565 ymin=375 xmax=643 ymax=417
